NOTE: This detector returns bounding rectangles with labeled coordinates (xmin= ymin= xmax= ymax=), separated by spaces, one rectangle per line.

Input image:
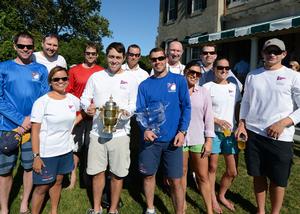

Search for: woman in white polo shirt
xmin=203 ymin=58 xmax=241 ymax=213
xmin=30 ymin=66 xmax=81 ymax=214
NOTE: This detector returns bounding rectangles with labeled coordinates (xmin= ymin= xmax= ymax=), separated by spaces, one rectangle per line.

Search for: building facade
xmin=157 ymin=0 xmax=300 ymax=69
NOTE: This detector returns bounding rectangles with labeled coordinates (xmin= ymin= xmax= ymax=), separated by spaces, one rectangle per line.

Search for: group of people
xmin=0 ymin=31 xmax=299 ymax=214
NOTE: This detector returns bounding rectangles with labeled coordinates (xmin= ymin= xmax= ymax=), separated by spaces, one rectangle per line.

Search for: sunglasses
xmin=202 ymin=51 xmax=216 ymax=55
xmin=128 ymin=52 xmax=140 ymax=57
xmin=216 ymin=66 xmax=230 ymax=71
xmin=16 ymin=44 xmax=34 ymax=50
xmin=264 ymin=49 xmax=283 ymax=55
xmin=150 ymin=56 xmax=166 ymax=63
xmin=51 ymin=77 xmax=68 ymax=82
xmin=85 ymin=52 xmax=97 ymax=56
xmin=187 ymin=69 xmax=201 ymax=77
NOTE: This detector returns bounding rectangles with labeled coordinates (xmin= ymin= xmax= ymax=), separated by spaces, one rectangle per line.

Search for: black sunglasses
xmin=187 ymin=69 xmax=201 ymax=77
xmin=128 ymin=52 xmax=140 ymax=57
xmin=150 ymin=56 xmax=166 ymax=63
xmin=264 ymin=49 xmax=283 ymax=55
xmin=85 ymin=52 xmax=97 ymax=56
xmin=216 ymin=66 xmax=230 ymax=71
xmin=51 ymin=77 xmax=68 ymax=82
xmin=16 ymin=44 xmax=34 ymax=50
xmin=202 ymin=51 xmax=216 ymax=55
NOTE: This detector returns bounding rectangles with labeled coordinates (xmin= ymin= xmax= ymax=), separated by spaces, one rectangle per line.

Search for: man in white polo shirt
xmin=236 ymin=38 xmax=300 ymax=214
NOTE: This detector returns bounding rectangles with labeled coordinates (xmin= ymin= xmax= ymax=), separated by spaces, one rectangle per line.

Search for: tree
xmin=0 ymin=0 xmax=111 ymax=62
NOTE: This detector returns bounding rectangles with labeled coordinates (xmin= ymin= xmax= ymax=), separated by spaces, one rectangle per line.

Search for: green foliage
xmin=0 ymin=0 xmax=111 ymax=62
xmin=139 ymin=55 xmax=152 ymax=73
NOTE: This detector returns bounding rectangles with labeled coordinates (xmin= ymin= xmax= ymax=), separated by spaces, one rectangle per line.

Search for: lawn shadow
xmin=9 ymin=164 xmax=24 ymax=208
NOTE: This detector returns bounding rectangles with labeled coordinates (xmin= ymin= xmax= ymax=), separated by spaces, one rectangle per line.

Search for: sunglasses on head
xmin=16 ymin=44 xmax=34 ymax=50
xmin=128 ymin=52 xmax=140 ymax=57
xmin=150 ymin=56 xmax=166 ymax=63
xmin=264 ymin=49 xmax=283 ymax=55
xmin=187 ymin=69 xmax=201 ymax=77
xmin=216 ymin=66 xmax=230 ymax=71
xmin=51 ymin=77 xmax=68 ymax=82
xmin=202 ymin=51 xmax=216 ymax=55
xmin=85 ymin=51 xmax=97 ymax=56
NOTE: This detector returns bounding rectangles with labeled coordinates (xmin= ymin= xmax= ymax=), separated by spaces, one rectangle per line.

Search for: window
xmin=164 ymin=0 xmax=178 ymax=23
xmin=187 ymin=0 xmax=207 ymax=15
xmin=191 ymin=47 xmax=201 ymax=60
xmin=227 ymin=0 xmax=248 ymax=8
xmin=192 ymin=0 xmax=206 ymax=12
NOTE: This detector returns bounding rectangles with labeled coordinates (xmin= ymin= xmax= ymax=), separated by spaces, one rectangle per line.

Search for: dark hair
xmin=42 ymin=33 xmax=59 ymax=42
xmin=213 ymin=57 xmax=230 ymax=68
xmin=201 ymin=44 xmax=217 ymax=53
xmin=13 ymin=32 xmax=34 ymax=45
xmin=85 ymin=42 xmax=99 ymax=53
xmin=48 ymin=66 xmax=68 ymax=84
xmin=149 ymin=47 xmax=166 ymax=57
xmin=106 ymin=42 xmax=125 ymax=56
xmin=184 ymin=60 xmax=201 ymax=74
xmin=127 ymin=44 xmax=141 ymax=53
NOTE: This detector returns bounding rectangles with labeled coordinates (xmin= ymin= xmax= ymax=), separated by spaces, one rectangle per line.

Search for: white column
xmin=250 ymin=37 xmax=258 ymax=70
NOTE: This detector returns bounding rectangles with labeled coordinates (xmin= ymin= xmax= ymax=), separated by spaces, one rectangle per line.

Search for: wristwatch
xmin=179 ymin=130 xmax=187 ymax=136
xmin=33 ymin=153 xmax=40 ymax=159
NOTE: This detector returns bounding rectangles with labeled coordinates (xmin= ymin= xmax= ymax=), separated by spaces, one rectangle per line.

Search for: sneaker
xmin=86 ymin=208 xmax=103 ymax=214
xmin=145 ymin=210 xmax=156 ymax=214
xmin=108 ymin=210 xmax=119 ymax=214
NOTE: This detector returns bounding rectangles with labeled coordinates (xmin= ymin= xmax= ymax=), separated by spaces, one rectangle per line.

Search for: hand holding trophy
xmin=136 ymin=101 xmax=169 ymax=138
xmin=98 ymin=95 xmax=123 ymax=134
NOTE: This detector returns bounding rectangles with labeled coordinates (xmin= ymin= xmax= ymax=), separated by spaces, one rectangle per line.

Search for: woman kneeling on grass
xmin=30 ymin=66 xmax=82 ymax=214
xmin=181 ymin=60 xmax=215 ymax=214
xmin=203 ymin=58 xmax=241 ymax=213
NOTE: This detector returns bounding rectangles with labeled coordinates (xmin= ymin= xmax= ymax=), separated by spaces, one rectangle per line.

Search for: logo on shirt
xmin=68 ymin=105 xmax=76 ymax=112
xmin=31 ymin=72 xmax=40 ymax=81
xmin=277 ymin=76 xmax=286 ymax=81
xmin=167 ymin=83 xmax=177 ymax=92
xmin=120 ymin=79 xmax=128 ymax=90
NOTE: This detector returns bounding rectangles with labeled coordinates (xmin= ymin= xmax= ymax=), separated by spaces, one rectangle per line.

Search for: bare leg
xmin=48 ymin=175 xmax=64 ymax=214
xmin=254 ymin=176 xmax=268 ymax=214
xmin=190 ymin=152 xmax=213 ymax=214
xmin=181 ymin=152 xmax=189 ymax=213
xmin=31 ymin=184 xmax=50 ymax=214
xmin=92 ymin=172 xmax=105 ymax=212
xmin=0 ymin=174 xmax=13 ymax=214
xmin=67 ymin=154 xmax=79 ymax=189
xmin=108 ymin=174 xmax=123 ymax=213
xmin=20 ymin=170 xmax=33 ymax=213
xmin=208 ymin=154 xmax=222 ymax=213
xmin=169 ymin=178 xmax=184 ymax=214
xmin=218 ymin=154 xmax=238 ymax=211
xmin=269 ymin=181 xmax=285 ymax=214
xmin=144 ymin=175 xmax=156 ymax=210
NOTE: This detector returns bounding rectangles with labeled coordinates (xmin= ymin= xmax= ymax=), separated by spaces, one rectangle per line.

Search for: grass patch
xmin=7 ymin=142 xmax=300 ymax=214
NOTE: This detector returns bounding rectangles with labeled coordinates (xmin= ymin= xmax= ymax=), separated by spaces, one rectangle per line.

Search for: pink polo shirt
xmin=184 ymin=85 xmax=215 ymax=146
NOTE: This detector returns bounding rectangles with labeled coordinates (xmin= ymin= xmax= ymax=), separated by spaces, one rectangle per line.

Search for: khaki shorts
xmin=87 ymin=134 xmax=130 ymax=177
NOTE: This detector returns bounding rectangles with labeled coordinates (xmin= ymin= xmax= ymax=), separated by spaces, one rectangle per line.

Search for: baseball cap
xmin=263 ymin=38 xmax=286 ymax=51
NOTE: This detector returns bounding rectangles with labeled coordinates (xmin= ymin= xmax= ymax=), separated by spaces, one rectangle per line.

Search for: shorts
xmin=33 ymin=152 xmax=74 ymax=185
xmin=182 ymin=144 xmax=203 ymax=153
xmin=72 ymin=116 xmax=93 ymax=153
xmin=212 ymin=132 xmax=238 ymax=154
xmin=139 ymin=141 xmax=183 ymax=178
xmin=245 ymin=130 xmax=293 ymax=187
xmin=0 ymin=139 xmax=33 ymax=175
xmin=87 ymin=134 xmax=130 ymax=177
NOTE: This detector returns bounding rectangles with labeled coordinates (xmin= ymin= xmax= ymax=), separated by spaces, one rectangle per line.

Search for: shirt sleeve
xmin=240 ymin=75 xmax=250 ymax=120
xmin=31 ymin=97 xmax=46 ymax=123
xmin=0 ymin=68 xmax=24 ymax=126
xmin=66 ymin=68 xmax=75 ymax=94
xmin=136 ymin=83 xmax=147 ymax=131
xmin=80 ymin=74 xmax=94 ymax=112
xmin=178 ymin=77 xmax=191 ymax=131
xmin=202 ymin=88 xmax=215 ymax=137
xmin=288 ymin=74 xmax=300 ymax=125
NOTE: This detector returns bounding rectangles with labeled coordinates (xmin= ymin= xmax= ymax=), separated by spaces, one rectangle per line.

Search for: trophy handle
xmin=98 ymin=107 xmax=105 ymax=125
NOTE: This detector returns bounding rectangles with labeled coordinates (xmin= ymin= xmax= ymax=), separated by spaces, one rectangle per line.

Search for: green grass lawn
xmin=7 ymin=142 xmax=300 ymax=214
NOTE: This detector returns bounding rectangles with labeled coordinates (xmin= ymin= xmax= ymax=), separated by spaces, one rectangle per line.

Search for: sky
xmin=101 ymin=0 xmax=160 ymax=56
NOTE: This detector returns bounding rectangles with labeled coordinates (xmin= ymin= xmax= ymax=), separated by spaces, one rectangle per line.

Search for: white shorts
xmin=86 ymin=134 xmax=130 ymax=177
